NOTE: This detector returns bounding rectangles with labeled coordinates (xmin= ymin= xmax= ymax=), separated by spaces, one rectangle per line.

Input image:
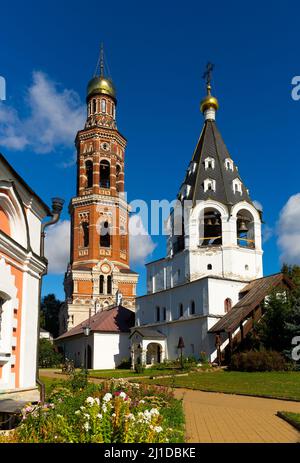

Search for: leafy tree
xmin=38 ymin=339 xmax=62 ymax=368
xmin=41 ymin=294 xmax=62 ymax=338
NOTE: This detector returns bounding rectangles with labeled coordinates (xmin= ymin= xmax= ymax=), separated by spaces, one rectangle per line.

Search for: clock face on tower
xmin=101 ymin=263 xmax=111 ymax=274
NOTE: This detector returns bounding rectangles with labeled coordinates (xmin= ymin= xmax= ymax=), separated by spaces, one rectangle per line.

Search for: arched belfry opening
xmin=236 ymin=209 xmax=255 ymax=248
xmin=199 ymin=208 xmax=222 ymax=246
xmin=85 ymin=160 xmax=93 ymax=188
xmin=100 ymin=160 xmax=110 ymax=188
xmin=100 ymin=221 xmax=111 ymax=248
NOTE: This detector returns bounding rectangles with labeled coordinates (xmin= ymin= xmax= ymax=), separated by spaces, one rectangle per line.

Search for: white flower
xmin=112 ymin=413 xmax=116 ymax=417
xmin=94 ymin=397 xmax=100 ymax=405
xmin=84 ymin=413 xmax=90 ymax=420
xmin=150 ymin=408 xmax=160 ymax=416
xmin=75 ymin=410 xmax=81 ymax=415
xmin=102 ymin=404 xmax=107 ymax=413
xmin=103 ymin=393 xmax=113 ymax=402
xmin=97 ymin=414 xmax=103 ymax=419
xmin=86 ymin=397 xmax=94 ymax=405
xmin=125 ymin=413 xmax=135 ymax=421
xmin=139 ymin=399 xmax=145 ymax=404
xmin=83 ymin=422 xmax=90 ymax=432
xmin=119 ymin=392 xmax=127 ymax=399
xmin=80 ymin=406 xmax=86 ymax=411
xmin=154 ymin=426 xmax=163 ymax=433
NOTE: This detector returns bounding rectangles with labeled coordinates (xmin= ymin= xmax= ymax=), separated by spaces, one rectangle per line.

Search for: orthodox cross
xmin=202 ymin=62 xmax=214 ymax=87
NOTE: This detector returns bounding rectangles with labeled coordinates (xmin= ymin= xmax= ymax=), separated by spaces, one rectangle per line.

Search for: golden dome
xmin=200 ymin=95 xmax=219 ymax=113
xmin=87 ymin=76 xmax=116 ymax=100
xmin=200 ymin=84 xmax=219 ymax=113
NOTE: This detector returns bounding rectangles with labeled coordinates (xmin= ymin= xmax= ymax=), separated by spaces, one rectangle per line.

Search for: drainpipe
xmin=36 ymin=197 xmax=64 ymax=403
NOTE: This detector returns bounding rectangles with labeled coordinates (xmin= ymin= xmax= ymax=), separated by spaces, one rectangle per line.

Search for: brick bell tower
xmin=61 ymin=49 xmax=138 ymax=333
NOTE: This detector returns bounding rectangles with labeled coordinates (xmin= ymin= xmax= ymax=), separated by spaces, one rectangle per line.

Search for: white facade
xmin=0 ymin=155 xmax=49 ymax=395
xmin=58 ymin=332 xmax=131 ymax=370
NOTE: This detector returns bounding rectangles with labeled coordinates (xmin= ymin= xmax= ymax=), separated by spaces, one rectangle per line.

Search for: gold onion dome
xmin=87 ymin=76 xmax=116 ymax=100
xmin=200 ymin=84 xmax=219 ymax=113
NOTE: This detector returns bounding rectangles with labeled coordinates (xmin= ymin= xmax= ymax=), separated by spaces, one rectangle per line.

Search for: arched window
xmin=99 ymin=275 xmax=104 ymax=294
xmin=224 ymin=298 xmax=232 ymax=313
xmin=120 ymin=225 xmax=126 ymax=251
xmin=100 ymin=160 xmax=110 ymax=188
xmin=85 ymin=160 xmax=93 ymax=188
xmin=101 ymin=99 xmax=106 ymax=113
xmin=237 ymin=209 xmax=255 ymax=249
xmin=190 ymin=301 xmax=195 ymax=315
xmin=82 ymin=222 xmax=89 ymax=247
xmin=207 ymin=264 xmax=212 ymax=270
xmin=199 ymin=208 xmax=222 ymax=246
xmin=179 ymin=303 xmax=183 ymax=318
xmin=156 ymin=306 xmax=160 ymax=322
xmin=100 ymin=221 xmax=111 ymax=248
xmin=92 ymin=99 xmax=97 ymax=113
xmin=107 ymin=275 xmax=112 ymax=294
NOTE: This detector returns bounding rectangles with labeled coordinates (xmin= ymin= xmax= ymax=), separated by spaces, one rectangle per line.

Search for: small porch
xmin=130 ymin=328 xmax=167 ymax=369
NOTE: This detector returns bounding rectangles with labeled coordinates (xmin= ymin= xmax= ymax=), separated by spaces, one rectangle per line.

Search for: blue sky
xmin=0 ymin=0 xmax=300 ymax=299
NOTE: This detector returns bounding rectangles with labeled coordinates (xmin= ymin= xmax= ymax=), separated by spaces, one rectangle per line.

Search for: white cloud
xmin=277 ymin=193 xmax=300 ymax=264
xmin=262 ymin=224 xmax=273 ymax=243
xmin=0 ymin=71 xmax=85 ymax=154
xmin=253 ymin=200 xmax=263 ymax=211
xmin=129 ymin=215 xmax=156 ymax=265
xmin=44 ymin=220 xmax=70 ymax=274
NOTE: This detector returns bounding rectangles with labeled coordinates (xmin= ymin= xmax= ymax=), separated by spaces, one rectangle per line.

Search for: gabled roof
xmin=209 ymin=273 xmax=294 ymax=334
xmin=180 ymin=120 xmax=254 ymax=208
xmin=56 ymin=305 xmax=135 ymax=341
xmin=130 ymin=327 xmax=166 ymax=340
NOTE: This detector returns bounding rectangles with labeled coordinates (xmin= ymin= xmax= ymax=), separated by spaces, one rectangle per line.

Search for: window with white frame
xmin=232 ymin=178 xmax=242 ymax=194
xmin=224 ymin=158 xmax=234 ymax=171
xmin=204 ymin=178 xmax=216 ymax=192
xmin=101 ymin=99 xmax=106 ymax=113
xmin=205 ymin=157 xmax=215 ymax=170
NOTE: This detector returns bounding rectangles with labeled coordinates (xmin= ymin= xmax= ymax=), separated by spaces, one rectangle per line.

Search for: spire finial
xmin=100 ymin=43 xmax=104 ymax=77
xmin=202 ymin=62 xmax=214 ymax=96
xmin=200 ymin=62 xmax=219 ymax=119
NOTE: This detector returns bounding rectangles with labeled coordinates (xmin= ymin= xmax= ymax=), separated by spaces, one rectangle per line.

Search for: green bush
xmin=67 ymin=369 xmax=89 ymax=391
xmin=38 ymin=339 xmax=62 ymax=368
xmin=135 ymin=363 xmax=145 ymax=374
xmin=199 ymin=351 xmax=209 ymax=363
xmin=117 ymin=358 xmax=131 ymax=369
xmin=229 ymin=350 xmax=288 ymax=372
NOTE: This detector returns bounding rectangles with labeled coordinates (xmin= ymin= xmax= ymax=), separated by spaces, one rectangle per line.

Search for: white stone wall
xmin=93 ymin=332 xmax=131 ymax=369
xmin=59 ymin=332 xmax=131 ymax=370
xmin=136 ymin=276 xmax=246 ymax=326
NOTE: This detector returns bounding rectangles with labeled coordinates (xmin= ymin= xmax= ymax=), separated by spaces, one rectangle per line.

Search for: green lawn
xmin=277 ymin=412 xmax=300 ymax=431
xmin=137 ymin=370 xmax=300 ymax=401
xmin=89 ymin=368 xmax=183 ymax=379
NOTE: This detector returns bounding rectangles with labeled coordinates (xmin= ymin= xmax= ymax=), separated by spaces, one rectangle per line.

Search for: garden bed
xmin=277 ymin=412 xmax=300 ymax=431
xmin=0 ymin=373 xmax=185 ymax=443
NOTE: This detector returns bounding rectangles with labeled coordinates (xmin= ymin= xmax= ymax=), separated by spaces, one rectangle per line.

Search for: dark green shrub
xmin=229 ymin=350 xmax=288 ymax=372
xmin=38 ymin=339 xmax=62 ymax=368
xmin=117 ymin=358 xmax=131 ymax=369
xmin=67 ymin=368 xmax=89 ymax=391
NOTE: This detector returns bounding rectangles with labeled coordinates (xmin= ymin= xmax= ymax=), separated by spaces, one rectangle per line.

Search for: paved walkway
xmin=174 ymin=389 xmax=300 ymax=443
